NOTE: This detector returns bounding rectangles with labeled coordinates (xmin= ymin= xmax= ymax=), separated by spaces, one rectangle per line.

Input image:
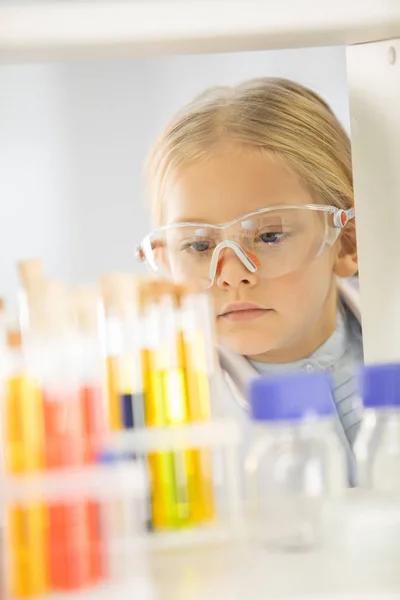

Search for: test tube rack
xmin=1 ymin=419 xmax=243 ymax=600
xmin=0 ymin=271 xmax=245 ymax=599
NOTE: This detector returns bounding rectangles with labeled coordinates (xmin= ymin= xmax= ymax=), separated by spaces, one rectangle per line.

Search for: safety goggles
xmin=136 ymin=205 xmax=354 ymax=290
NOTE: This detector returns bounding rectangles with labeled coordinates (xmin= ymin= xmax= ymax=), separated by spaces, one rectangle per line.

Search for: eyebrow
xmin=170 ymin=218 xmax=213 ymax=225
xmin=169 ymin=203 xmax=297 ymax=226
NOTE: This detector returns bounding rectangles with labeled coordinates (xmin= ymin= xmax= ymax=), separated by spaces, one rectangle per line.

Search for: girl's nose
xmin=215 ymin=248 xmax=258 ymax=289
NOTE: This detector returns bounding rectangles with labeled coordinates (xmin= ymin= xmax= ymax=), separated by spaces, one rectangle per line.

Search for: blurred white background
xmin=0 ymin=46 xmax=350 ymax=301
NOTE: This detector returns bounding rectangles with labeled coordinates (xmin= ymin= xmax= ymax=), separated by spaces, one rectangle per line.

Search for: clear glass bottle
xmin=245 ymin=371 xmax=347 ymax=551
xmin=334 ymin=363 xmax=400 ymax=563
xmin=355 ymin=363 xmax=400 ymax=494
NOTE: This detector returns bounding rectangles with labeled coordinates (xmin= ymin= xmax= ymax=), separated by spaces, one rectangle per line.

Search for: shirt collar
xmin=249 ymin=307 xmax=347 ymax=375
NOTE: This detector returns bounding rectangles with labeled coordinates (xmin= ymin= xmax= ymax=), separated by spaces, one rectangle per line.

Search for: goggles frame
xmin=136 ymin=204 xmax=355 ymax=284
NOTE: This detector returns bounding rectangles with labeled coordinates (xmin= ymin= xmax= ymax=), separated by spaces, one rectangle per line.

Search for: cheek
xmin=264 ymin=257 xmax=334 ymax=311
xmin=209 ymin=287 xmax=222 ymax=318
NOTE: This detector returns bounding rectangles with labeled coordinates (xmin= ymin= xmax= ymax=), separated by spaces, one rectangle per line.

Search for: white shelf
xmin=1 ymin=0 xmax=400 ymax=64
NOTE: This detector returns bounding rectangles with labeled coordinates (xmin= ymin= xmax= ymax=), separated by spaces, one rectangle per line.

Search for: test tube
xmin=37 ymin=280 xmax=90 ymax=591
xmin=0 ymin=297 xmax=7 ymax=477
xmin=141 ymin=281 xmax=205 ymax=530
xmin=3 ymin=327 xmax=47 ymax=598
xmin=100 ymin=275 xmax=123 ymax=431
xmin=73 ymin=286 xmax=108 ymax=583
xmin=0 ymin=296 xmax=6 ymax=357
xmin=180 ymin=289 xmax=216 ymax=421
xmin=38 ymin=281 xmax=84 ymax=469
xmin=100 ymin=274 xmax=151 ymax=537
xmin=180 ymin=288 xmax=216 ymax=523
xmin=74 ymin=286 xmax=107 ymax=463
xmin=0 ymin=298 xmax=5 ymax=574
xmin=100 ymin=274 xmax=145 ymax=432
xmin=4 ymin=270 xmax=48 ymax=599
xmin=3 ymin=327 xmax=45 ymax=474
xmin=140 ymin=281 xmax=179 ymax=529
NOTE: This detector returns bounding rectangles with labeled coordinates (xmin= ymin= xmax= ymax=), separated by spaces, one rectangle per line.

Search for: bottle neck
xmin=361 ymin=407 xmax=400 ymax=437
xmin=356 ymin=407 xmax=400 ymax=492
xmin=255 ymin=417 xmax=335 ymax=439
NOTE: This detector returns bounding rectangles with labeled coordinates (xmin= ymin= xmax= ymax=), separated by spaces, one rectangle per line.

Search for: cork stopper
xmin=35 ymin=279 xmax=70 ymax=336
xmin=176 ymin=281 xmax=202 ymax=296
xmin=100 ymin=273 xmax=144 ymax=316
xmin=173 ymin=283 xmax=197 ymax=307
xmin=6 ymin=328 xmax=22 ymax=349
xmin=100 ymin=272 xmax=130 ymax=299
xmin=138 ymin=279 xmax=179 ymax=307
xmin=17 ymin=259 xmax=44 ymax=292
xmin=73 ymin=285 xmax=101 ymax=333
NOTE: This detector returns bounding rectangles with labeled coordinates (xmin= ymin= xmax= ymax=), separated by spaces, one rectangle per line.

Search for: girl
xmin=137 ymin=78 xmax=362 ymax=478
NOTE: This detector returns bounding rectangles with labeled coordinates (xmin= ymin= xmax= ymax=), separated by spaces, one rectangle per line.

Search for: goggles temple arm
xmin=136 ymin=245 xmax=145 ymax=262
xmin=333 ymin=207 xmax=355 ymax=229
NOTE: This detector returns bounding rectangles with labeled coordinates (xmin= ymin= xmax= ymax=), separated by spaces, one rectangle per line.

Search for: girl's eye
xmin=182 ymin=239 xmax=215 ymax=253
xmin=257 ymin=232 xmax=285 ymax=245
xmin=192 ymin=241 xmax=210 ymax=252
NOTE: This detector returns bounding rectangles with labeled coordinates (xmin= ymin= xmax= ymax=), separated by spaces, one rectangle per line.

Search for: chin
xmin=218 ymin=328 xmax=280 ymax=357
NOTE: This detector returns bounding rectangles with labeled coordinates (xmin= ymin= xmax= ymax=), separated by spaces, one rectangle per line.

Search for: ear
xmin=333 ymin=230 xmax=358 ymax=277
xmin=334 ymin=252 xmax=358 ymax=277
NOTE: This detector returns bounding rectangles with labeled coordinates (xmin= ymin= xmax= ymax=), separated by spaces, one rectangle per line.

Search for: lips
xmin=219 ymin=302 xmax=270 ymax=322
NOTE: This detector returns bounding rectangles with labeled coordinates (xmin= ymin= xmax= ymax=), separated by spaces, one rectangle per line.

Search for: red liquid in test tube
xmin=74 ymin=287 xmax=109 ymax=584
xmin=80 ymin=383 xmax=107 ymax=581
xmin=43 ymin=386 xmax=91 ymax=591
xmin=38 ymin=281 xmax=92 ymax=592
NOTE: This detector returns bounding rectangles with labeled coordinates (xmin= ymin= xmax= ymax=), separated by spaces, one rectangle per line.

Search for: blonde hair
xmin=146 ymin=77 xmax=354 ymax=246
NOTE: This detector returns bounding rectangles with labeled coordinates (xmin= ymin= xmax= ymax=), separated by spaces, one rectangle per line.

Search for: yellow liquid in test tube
xmin=101 ymin=297 xmax=124 ymax=432
xmin=161 ymin=363 xmax=195 ymax=528
xmin=5 ymin=371 xmax=48 ymax=597
xmin=5 ymin=375 xmax=44 ymax=473
xmin=8 ymin=504 xmax=47 ymax=598
xmin=106 ymin=355 xmax=122 ymax=431
xmin=184 ymin=330 xmax=215 ymax=523
xmin=142 ymin=347 xmax=183 ymax=529
xmin=143 ymin=325 xmax=213 ymax=529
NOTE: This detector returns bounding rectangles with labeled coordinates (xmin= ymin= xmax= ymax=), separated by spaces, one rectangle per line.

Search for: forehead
xmin=163 ymin=147 xmax=314 ymax=226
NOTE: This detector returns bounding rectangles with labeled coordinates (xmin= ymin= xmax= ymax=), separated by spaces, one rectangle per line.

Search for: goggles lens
xmin=139 ymin=205 xmax=353 ymax=289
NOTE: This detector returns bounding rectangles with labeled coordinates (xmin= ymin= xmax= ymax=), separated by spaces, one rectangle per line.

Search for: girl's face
xmin=163 ymin=146 xmax=346 ymax=362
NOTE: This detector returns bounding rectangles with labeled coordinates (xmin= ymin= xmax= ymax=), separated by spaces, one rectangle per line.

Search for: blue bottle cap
xmin=360 ymin=363 xmax=400 ymax=408
xmin=249 ymin=371 xmax=335 ymax=422
xmin=96 ymin=450 xmax=119 ymax=464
